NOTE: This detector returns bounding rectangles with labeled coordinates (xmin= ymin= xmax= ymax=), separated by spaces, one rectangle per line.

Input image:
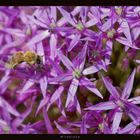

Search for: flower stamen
xmin=98 ymin=123 xmax=104 ymax=132
xmin=107 ymin=29 xmax=116 ymax=39
xmin=72 ymin=69 xmax=81 ymax=79
xmin=76 ymin=22 xmax=84 ymax=31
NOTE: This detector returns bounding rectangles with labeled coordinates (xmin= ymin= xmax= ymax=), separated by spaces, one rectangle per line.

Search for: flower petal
xmin=0 ymin=70 xmax=10 ymax=94
xmin=57 ymin=7 xmax=76 ymax=27
xmin=85 ymin=18 xmax=98 ymax=28
xmin=71 ymin=6 xmax=82 ymax=16
xmin=73 ymin=43 xmax=87 ymax=71
xmin=101 ymin=19 xmax=112 ymax=32
xmin=125 ymin=102 xmax=140 ymax=116
xmin=80 ymin=78 xmax=103 ymax=99
xmin=83 ymin=64 xmax=102 ymax=75
xmin=121 ymin=19 xmax=132 ymax=45
xmin=0 ymin=27 xmax=25 ymax=37
xmin=50 ymin=6 xmax=57 ymax=21
xmin=43 ymin=108 xmax=54 ymax=134
xmin=116 ymin=36 xmax=132 ymax=48
xmin=26 ymin=30 xmax=50 ymax=46
xmin=0 ymin=39 xmax=24 ymax=54
xmin=0 ymin=34 xmax=4 ymax=46
xmin=50 ymin=34 xmax=57 ymax=60
xmin=39 ymin=76 xmax=48 ymax=98
xmin=102 ymin=76 xmax=120 ymax=100
xmin=112 ymin=111 xmax=123 ymax=134
xmin=13 ymin=104 xmax=33 ymax=127
xmin=47 ymin=57 xmax=63 ymax=75
xmin=128 ymin=96 xmax=140 ymax=104
xmin=0 ymin=97 xmax=20 ymax=117
xmin=20 ymin=80 xmax=34 ymax=94
xmin=54 ymin=121 xmax=71 ymax=134
xmin=103 ymin=124 xmax=112 ymax=134
xmin=132 ymin=26 xmax=140 ymax=40
xmin=121 ymin=69 xmax=136 ymax=99
xmin=65 ymin=78 xmax=79 ymax=108
xmin=136 ymin=60 xmax=140 ymax=64
xmin=68 ymin=34 xmax=81 ymax=52
xmin=119 ymin=120 xmax=138 ymax=134
xmin=36 ymin=96 xmax=49 ymax=116
xmin=47 ymin=86 xmax=64 ymax=111
xmin=57 ymin=50 xmax=74 ymax=71
xmin=48 ymin=72 xmax=73 ymax=83
xmin=81 ymin=114 xmax=87 ymax=134
xmin=27 ymin=15 xmax=48 ymax=28
xmin=84 ymin=101 xmax=117 ymax=111
xmin=75 ymin=96 xmax=81 ymax=114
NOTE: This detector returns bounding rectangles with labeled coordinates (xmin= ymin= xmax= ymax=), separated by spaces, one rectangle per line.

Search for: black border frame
xmin=0 ymin=1 xmax=140 ymax=140
xmin=0 ymin=0 xmax=140 ymax=6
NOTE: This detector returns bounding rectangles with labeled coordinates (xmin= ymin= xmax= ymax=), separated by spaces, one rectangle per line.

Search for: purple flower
xmin=49 ymin=43 xmax=103 ymax=113
xmin=82 ymin=111 xmax=112 ymax=134
xmin=118 ymin=118 xmax=140 ymax=134
xmin=96 ymin=7 xmax=139 ymax=51
xmin=85 ymin=69 xmax=140 ymax=133
xmin=0 ymin=6 xmax=140 ymax=134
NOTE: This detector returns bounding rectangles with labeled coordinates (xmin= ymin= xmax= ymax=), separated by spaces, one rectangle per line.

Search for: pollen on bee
xmin=9 ymin=51 xmax=24 ymax=68
xmin=24 ymin=51 xmax=37 ymax=65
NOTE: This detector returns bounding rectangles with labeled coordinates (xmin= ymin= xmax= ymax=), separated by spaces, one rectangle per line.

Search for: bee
xmin=24 ymin=51 xmax=42 ymax=65
xmin=8 ymin=51 xmax=24 ymax=68
xmin=8 ymin=51 xmax=42 ymax=69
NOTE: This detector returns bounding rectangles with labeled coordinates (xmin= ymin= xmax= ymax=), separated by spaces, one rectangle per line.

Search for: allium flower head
xmin=0 ymin=6 xmax=140 ymax=134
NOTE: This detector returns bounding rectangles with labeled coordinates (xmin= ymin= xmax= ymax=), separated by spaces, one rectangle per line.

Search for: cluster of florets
xmin=0 ymin=6 xmax=140 ymax=134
